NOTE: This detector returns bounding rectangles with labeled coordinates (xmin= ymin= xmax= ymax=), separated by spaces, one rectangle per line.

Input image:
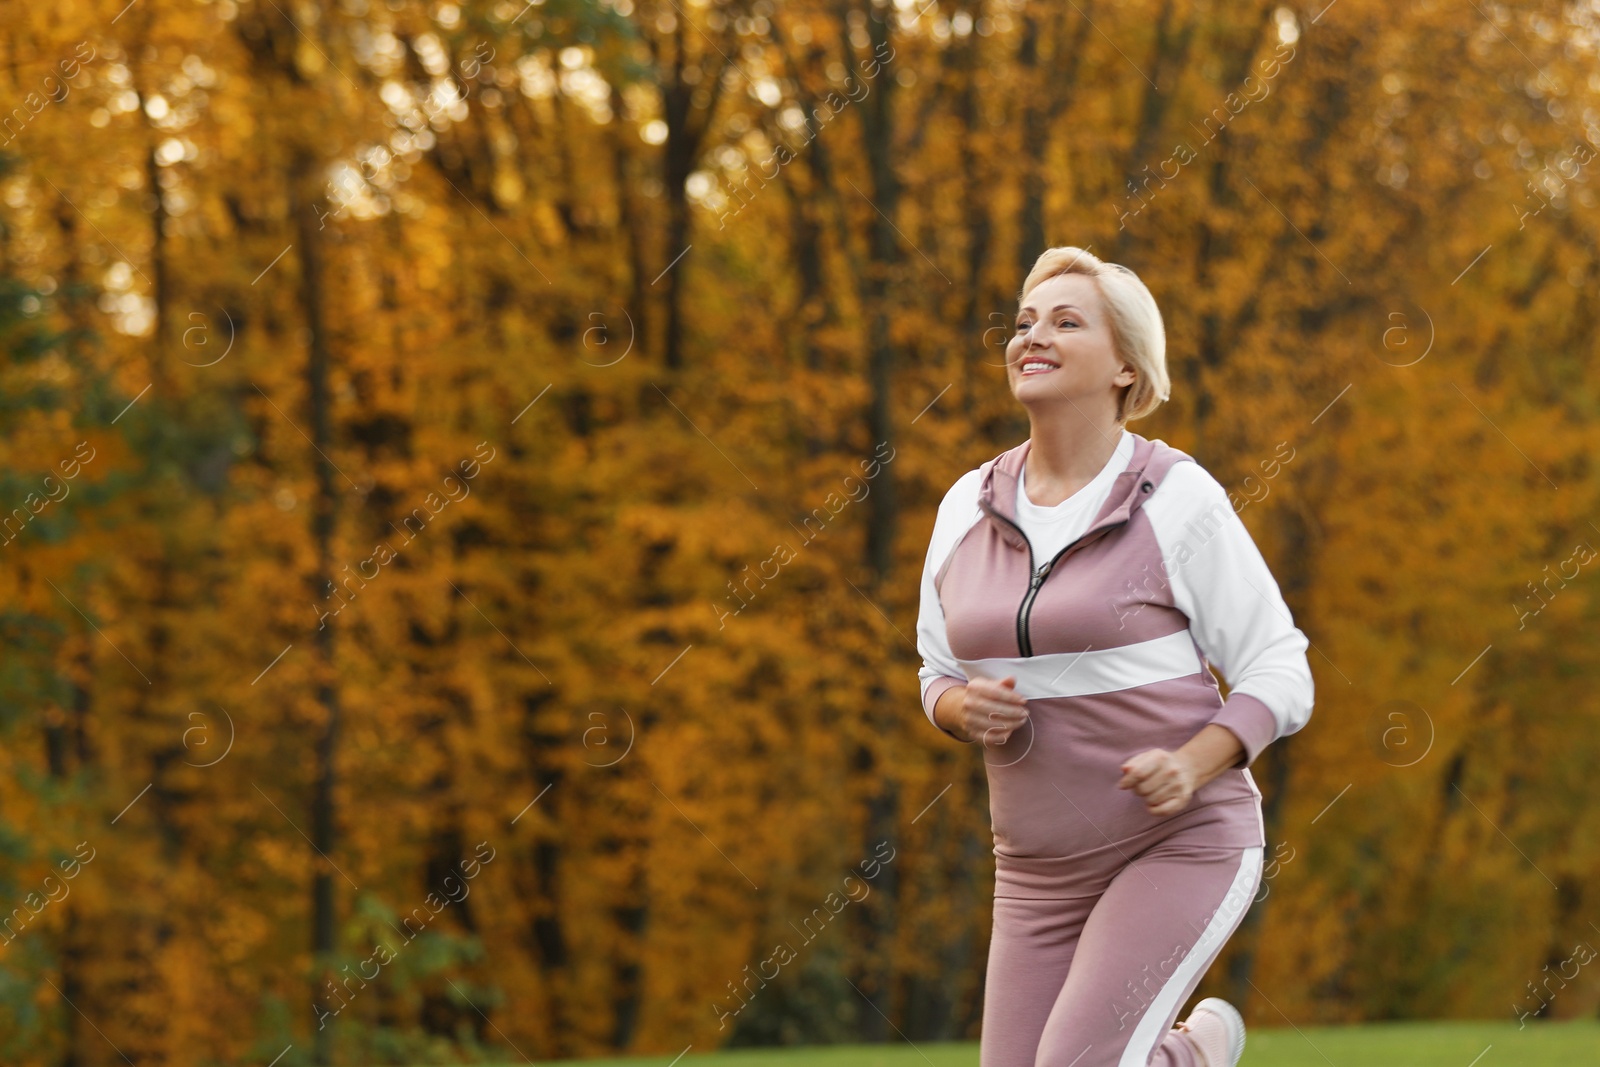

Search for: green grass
xmin=521 ymin=1019 xmax=1597 ymax=1067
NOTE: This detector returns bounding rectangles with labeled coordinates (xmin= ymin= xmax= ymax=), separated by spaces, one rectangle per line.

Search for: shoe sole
xmin=1191 ymin=997 xmax=1246 ymax=1066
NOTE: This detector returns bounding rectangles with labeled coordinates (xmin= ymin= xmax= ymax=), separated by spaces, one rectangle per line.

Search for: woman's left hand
xmin=1117 ymin=749 xmax=1198 ymax=817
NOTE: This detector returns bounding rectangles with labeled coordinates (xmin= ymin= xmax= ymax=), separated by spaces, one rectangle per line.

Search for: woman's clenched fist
xmin=961 ymin=676 xmax=1030 ymax=746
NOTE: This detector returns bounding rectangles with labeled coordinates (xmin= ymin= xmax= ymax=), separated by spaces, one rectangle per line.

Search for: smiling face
xmin=1006 ymin=272 xmax=1137 ymax=419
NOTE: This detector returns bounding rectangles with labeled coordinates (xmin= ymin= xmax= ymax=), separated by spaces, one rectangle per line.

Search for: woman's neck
xmin=1024 ymin=415 xmax=1126 ymax=506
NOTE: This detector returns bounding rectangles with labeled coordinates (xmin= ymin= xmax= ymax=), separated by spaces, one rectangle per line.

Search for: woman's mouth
xmin=1019 ymin=358 xmax=1059 ymax=376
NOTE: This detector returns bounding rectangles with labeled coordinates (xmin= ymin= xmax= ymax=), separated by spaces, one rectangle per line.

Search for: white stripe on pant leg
xmin=1117 ymin=847 xmax=1264 ymax=1067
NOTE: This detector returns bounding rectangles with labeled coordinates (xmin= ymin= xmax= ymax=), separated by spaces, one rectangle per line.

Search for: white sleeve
xmin=917 ymin=469 xmax=984 ymax=737
xmin=1144 ymin=460 xmax=1315 ymax=767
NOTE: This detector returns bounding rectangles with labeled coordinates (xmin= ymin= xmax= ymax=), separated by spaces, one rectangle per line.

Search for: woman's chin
xmin=1011 ymin=375 xmax=1071 ymax=401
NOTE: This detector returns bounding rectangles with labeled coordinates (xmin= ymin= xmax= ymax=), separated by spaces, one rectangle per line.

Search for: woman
xmin=915 ymin=247 xmax=1314 ymax=1067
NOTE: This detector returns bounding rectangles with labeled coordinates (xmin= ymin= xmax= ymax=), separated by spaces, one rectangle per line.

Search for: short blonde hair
xmin=1018 ymin=246 xmax=1171 ymax=423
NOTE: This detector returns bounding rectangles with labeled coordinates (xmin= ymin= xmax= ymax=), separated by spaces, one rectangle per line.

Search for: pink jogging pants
xmin=980 ymin=834 xmax=1265 ymax=1067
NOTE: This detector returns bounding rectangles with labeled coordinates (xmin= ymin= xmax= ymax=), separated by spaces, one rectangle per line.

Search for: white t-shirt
xmin=1013 ymin=430 xmax=1136 ymax=565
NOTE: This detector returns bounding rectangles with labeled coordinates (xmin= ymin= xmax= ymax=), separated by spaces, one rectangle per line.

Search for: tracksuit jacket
xmin=915 ymin=430 xmax=1315 ymax=898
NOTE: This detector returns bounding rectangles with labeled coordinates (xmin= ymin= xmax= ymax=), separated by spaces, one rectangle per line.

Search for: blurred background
xmin=2 ymin=0 xmax=1599 ymax=1064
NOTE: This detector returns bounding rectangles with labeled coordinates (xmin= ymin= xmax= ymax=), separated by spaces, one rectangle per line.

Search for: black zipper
xmin=986 ymin=509 xmax=1129 ymax=657
xmin=985 ymin=475 xmax=1151 ymax=657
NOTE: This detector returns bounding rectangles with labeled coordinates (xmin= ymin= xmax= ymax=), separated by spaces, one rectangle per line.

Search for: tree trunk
xmin=290 ymin=144 xmax=344 ymax=1066
xmin=610 ymin=83 xmax=651 ymax=364
xmin=838 ymin=0 xmax=905 ymax=1040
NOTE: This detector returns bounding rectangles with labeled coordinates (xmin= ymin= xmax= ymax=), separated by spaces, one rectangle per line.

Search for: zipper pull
xmin=1034 ymin=560 xmax=1053 ymax=583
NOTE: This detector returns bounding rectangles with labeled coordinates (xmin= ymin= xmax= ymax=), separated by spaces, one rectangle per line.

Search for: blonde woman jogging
xmin=916 ymin=247 xmax=1314 ymax=1067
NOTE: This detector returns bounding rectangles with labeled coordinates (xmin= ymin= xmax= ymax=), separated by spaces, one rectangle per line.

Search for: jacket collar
xmin=976 ymin=430 xmax=1188 ymax=552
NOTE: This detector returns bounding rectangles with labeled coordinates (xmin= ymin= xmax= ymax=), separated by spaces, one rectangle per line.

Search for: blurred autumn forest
xmin=2 ymin=0 xmax=1599 ymax=1063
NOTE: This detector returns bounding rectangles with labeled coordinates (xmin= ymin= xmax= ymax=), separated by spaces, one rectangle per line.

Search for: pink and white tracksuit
xmin=916 ymin=429 xmax=1314 ymax=1067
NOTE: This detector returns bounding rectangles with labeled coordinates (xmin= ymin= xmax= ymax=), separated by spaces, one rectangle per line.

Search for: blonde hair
xmin=1018 ymin=246 xmax=1171 ymax=423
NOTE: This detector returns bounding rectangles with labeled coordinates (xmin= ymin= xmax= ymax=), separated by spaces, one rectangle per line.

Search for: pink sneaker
xmin=1174 ymin=997 xmax=1246 ymax=1067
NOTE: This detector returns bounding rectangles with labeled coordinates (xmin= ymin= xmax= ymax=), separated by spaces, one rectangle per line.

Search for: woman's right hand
xmin=962 ymin=676 xmax=1030 ymax=746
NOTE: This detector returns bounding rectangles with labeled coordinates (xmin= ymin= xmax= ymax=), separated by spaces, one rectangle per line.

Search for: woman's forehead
xmin=1019 ymin=272 xmax=1100 ymax=312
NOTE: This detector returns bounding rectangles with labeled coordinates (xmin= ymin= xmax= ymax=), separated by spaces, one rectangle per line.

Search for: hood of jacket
xmin=975 ymin=431 xmax=1194 ymax=556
